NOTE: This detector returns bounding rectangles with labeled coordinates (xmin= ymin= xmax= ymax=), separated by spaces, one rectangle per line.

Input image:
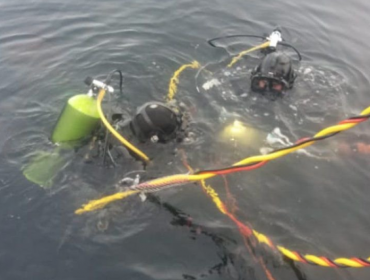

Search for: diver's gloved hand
xmin=260 ymin=128 xmax=288 ymax=154
xmin=116 ymin=174 xmax=140 ymax=190
xmin=266 ymin=127 xmax=291 ymax=147
xmin=261 ymin=127 xmax=323 ymax=159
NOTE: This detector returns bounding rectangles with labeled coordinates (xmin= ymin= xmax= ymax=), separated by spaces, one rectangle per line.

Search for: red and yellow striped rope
xmin=75 ymin=108 xmax=370 ymax=268
xmin=75 ymin=106 xmax=370 ymax=214
xmin=201 ymin=180 xmax=370 ymax=268
xmin=131 ymin=106 xmax=370 ymax=191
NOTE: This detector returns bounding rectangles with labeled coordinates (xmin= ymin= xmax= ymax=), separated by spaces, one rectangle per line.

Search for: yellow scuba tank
xmin=51 ymin=93 xmax=100 ymax=143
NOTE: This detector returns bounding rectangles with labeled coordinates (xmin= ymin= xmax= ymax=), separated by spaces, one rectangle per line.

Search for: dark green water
xmin=1 ymin=0 xmax=370 ymax=279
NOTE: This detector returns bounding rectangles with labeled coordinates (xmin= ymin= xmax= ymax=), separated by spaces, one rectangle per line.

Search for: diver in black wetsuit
xmin=128 ymin=101 xmax=188 ymax=144
xmin=208 ymin=29 xmax=300 ymax=100
xmin=98 ymin=100 xmax=190 ymax=164
xmin=250 ymin=30 xmax=297 ymax=99
xmin=250 ymin=51 xmax=296 ymax=98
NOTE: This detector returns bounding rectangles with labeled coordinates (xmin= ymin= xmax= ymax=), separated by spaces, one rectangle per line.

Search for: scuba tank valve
xmin=266 ymin=29 xmax=282 ymax=49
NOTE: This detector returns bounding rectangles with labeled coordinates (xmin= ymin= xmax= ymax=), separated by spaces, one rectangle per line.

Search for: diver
xmin=83 ymin=75 xmax=191 ymax=165
xmin=101 ymin=100 xmax=189 ymax=162
xmin=250 ymin=51 xmax=296 ymax=98
xmin=21 ymin=73 xmax=192 ymax=187
xmin=208 ymin=29 xmax=301 ymax=99
xmin=250 ymin=30 xmax=297 ymax=98
xmin=126 ymin=101 xmax=187 ymax=144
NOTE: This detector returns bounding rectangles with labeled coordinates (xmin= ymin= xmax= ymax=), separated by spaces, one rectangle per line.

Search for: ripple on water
xmin=1 ymin=0 xmax=370 ymax=279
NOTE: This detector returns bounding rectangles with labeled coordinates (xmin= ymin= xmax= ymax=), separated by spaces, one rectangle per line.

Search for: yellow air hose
xmin=97 ymin=88 xmax=150 ymax=162
xmin=228 ymin=41 xmax=271 ymax=68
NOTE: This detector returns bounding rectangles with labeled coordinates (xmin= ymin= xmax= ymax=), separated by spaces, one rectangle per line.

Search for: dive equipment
xmin=51 ymin=77 xmax=114 ymax=143
xmin=24 ymin=79 xmax=104 ymax=187
xmin=23 ymin=148 xmax=68 ymax=188
xmin=130 ymin=102 xmax=183 ymax=143
xmin=250 ymin=52 xmax=296 ymax=96
xmin=92 ymin=76 xmax=151 ymax=162
xmin=51 ymin=94 xmax=100 ymax=143
xmin=220 ymin=120 xmax=259 ymax=148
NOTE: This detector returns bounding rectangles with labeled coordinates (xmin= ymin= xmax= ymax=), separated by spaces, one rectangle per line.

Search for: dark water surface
xmin=1 ymin=0 xmax=370 ymax=279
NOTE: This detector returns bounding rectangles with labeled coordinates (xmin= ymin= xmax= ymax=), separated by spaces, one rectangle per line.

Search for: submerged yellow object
xmin=219 ymin=120 xmax=259 ymax=147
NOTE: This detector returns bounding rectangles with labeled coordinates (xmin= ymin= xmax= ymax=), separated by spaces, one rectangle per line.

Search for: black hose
xmin=102 ymin=124 xmax=110 ymax=165
xmin=105 ymin=69 xmax=123 ymax=95
xmin=279 ymin=42 xmax=302 ymax=61
xmin=208 ymin=34 xmax=302 ymax=62
xmin=208 ymin=34 xmax=266 ymax=48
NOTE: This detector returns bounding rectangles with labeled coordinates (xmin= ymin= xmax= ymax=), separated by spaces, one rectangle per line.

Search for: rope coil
xmin=167 ymin=61 xmax=200 ymax=102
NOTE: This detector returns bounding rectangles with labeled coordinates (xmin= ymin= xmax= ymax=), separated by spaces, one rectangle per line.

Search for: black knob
xmin=84 ymin=76 xmax=93 ymax=86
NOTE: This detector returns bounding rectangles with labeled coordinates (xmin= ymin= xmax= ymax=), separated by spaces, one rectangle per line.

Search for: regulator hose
xmin=208 ymin=34 xmax=266 ymax=48
xmin=97 ymin=88 xmax=150 ymax=162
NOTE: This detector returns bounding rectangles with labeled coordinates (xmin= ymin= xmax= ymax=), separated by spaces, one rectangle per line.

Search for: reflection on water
xmin=1 ymin=0 xmax=370 ymax=279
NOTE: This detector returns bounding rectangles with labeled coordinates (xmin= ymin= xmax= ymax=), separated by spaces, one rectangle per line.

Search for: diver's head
xmin=251 ymin=52 xmax=296 ymax=97
xmin=129 ymin=102 xmax=183 ymax=143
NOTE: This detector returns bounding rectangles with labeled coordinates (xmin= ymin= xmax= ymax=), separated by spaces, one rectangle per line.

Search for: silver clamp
xmin=85 ymin=77 xmax=114 ymax=97
xmin=91 ymin=79 xmax=114 ymax=93
xmin=266 ymin=30 xmax=282 ymax=48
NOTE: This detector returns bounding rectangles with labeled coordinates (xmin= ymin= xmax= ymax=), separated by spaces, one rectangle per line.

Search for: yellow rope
xmin=203 ymin=181 xmax=370 ymax=268
xmin=97 ymin=89 xmax=150 ymax=162
xmin=75 ymin=190 xmax=139 ymax=215
xmin=167 ymin=61 xmax=200 ymax=102
xmin=227 ymin=41 xmax=271 ymax=68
